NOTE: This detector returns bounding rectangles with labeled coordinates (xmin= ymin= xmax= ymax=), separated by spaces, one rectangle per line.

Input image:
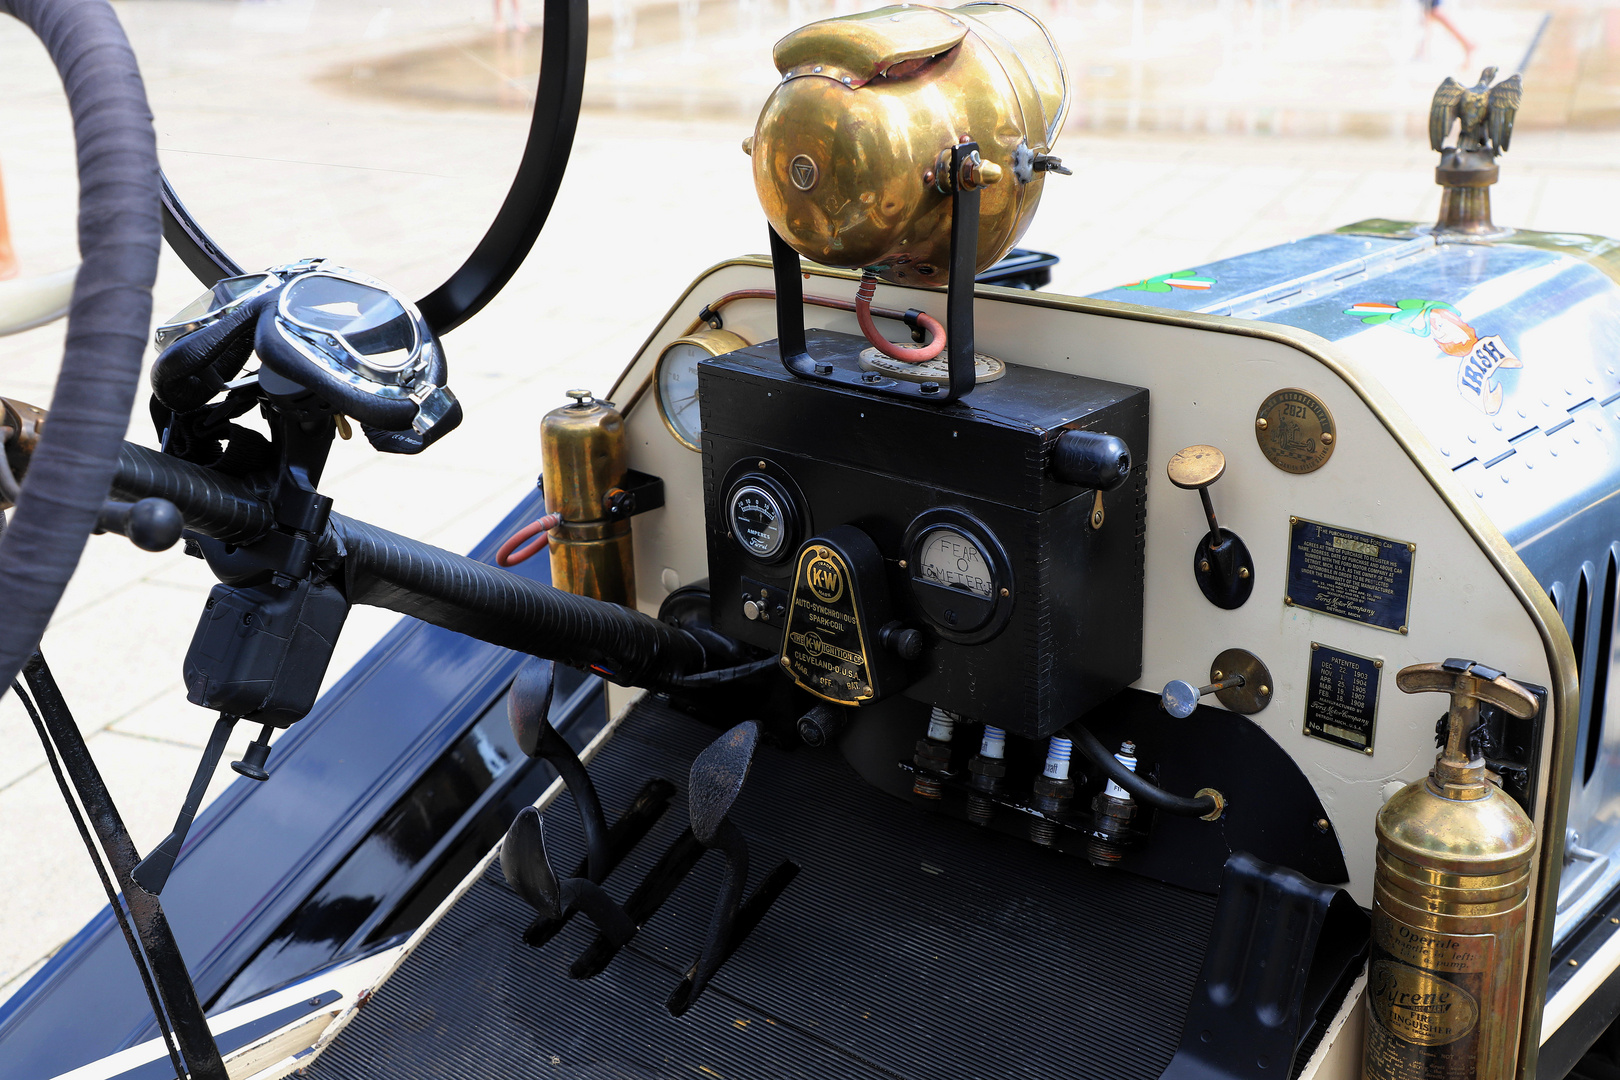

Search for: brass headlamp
xmin=746 ymin=2 xmax=1069 ymax=286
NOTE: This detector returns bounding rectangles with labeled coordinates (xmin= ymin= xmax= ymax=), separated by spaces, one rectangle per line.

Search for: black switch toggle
xmin=1051 ymin=429 xmax=1131 ymax=491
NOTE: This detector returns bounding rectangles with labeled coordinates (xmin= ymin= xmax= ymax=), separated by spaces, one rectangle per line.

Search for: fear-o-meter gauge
xmin=902 ymin=509 xmax=1014 ymax=644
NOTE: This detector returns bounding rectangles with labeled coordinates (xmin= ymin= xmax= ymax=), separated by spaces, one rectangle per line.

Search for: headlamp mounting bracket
xmin=771 ymin=142 xmax=982 ymax=406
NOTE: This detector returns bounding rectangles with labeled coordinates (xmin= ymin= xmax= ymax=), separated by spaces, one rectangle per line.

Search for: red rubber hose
xmin=497 ymin=514 xmax=559 ymax=567
xmin=855 ymin=273 xmax=945 ymax=362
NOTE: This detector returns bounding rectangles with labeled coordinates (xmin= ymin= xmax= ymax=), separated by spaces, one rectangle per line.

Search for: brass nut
xmin=1196 ymin=788 xmax=1226 ymax=821
xmin=958 ymin=152 xmax=1003 ymax=190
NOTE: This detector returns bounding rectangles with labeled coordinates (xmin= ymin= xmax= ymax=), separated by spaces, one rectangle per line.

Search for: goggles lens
xmin=283 ymin=275 xmax=419 ymax=373
xmin=156 ymin=272 xmax=279 ymax=347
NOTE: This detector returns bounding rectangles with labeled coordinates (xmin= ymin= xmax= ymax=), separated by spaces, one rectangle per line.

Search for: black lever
xmin=508 ymin=656 xmax=611 ymax=882
xmin=501 ymin=807 xmax=636 ymax=947
xmin=667 ymin=721 xmax=758 ymax=1016
xmin=96 ymin=497 xmax=184 ymax=552
xmin=133 ymin=713 xmax=236 ymax=894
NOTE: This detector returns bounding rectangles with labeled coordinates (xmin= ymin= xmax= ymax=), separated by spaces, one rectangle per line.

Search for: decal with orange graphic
xmin=1345 ymin=299 xmax=1521 ymax=415
xmin=1124 ymin=270 xmax=1216 ymax=293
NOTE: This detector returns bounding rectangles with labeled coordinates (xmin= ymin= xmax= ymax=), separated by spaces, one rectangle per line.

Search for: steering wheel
xmin=0 ymin=0 xmax=162 ymax=695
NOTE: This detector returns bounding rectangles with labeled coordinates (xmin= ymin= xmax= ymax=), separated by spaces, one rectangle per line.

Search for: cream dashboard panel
xmin=611 ymin=258 xmax=1555 ymax=908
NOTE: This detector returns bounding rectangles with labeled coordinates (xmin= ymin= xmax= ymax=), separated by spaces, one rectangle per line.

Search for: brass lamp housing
xmin=749 ymin=3 xmax=1069 ymax=286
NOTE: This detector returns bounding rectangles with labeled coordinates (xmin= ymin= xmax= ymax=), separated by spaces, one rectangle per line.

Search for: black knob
xmin=97 ymin=497 xmax=184 ymax=551
xmin=880 ymin=621 xmax=924 ymax=660
xmin=231 ymin=723 xmax=276 ymax=781
xmin=797 ymin=703 xmax=847 ymax=747
xmin=1052 ymin=430 xmax=1131 ymax=491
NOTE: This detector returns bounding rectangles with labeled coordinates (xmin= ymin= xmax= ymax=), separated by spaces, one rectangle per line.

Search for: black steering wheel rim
xmin=0 ymin=0 xmax=163 ymax=695
xmin=158 ymin=0 xmax=588 ymax=338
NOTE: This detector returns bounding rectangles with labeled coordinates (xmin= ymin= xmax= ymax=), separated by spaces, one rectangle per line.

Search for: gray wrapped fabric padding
xmin=0 ymin=0 xmax=161 ymax=693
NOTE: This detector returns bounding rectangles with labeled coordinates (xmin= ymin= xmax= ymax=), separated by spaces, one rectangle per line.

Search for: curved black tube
xmin=330 ymin=513 xmax=707 ymax=686
xmin=111 ymin=442 xmax=273 ymax=542
xmin=544 ymin=740 xmax=611 ymax=883
xmin=1068 ymin=723 xmax=1220 ymax=818
xmin=160 ymin=170 xmax=241 ymax=286
xmin=416 ymin=0 xmax=588 ymax=334
xmin=106 ymin=443 xmax=708 ymax=684
xmin=0 ymin=0 xmax=162 ymax=706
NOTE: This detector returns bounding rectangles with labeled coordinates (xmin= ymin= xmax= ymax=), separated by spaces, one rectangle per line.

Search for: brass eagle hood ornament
xmin=1429 ymin=66 xmax=1522 ymax=236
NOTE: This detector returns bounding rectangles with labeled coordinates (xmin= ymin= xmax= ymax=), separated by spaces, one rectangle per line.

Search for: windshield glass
xmin=120 ymin=0 xmax=534 ymax=301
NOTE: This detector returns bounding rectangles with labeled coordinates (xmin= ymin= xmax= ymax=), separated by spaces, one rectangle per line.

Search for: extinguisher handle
xmin=1395 ymin=658 xmax=1539 ymax=719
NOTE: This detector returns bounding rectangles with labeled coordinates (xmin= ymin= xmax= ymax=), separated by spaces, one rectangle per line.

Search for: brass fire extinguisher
xmin=1364 ymin=658 xmax=1539 ymax=1080
xmin=540 ymin=389 xmax=635 ymax=607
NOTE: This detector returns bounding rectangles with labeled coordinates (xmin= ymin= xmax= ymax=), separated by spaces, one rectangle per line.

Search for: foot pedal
xmin=1159 ymin=851 xmax=1369 ymax=1080
xmin=522 ymin=777 xmax=676 ymax=947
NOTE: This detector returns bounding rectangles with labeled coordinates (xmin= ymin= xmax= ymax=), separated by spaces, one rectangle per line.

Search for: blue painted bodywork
xmin=0 ymin=489 xmax=605 ymax=1079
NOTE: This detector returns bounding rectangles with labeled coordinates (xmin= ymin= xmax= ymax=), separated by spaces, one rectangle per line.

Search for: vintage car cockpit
xmin=0 ymin=2 xmax=1616 ymax=1080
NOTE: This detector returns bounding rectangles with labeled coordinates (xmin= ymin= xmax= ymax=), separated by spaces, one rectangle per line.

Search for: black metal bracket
xmin=1192 ymin=528 xmax=1255 ymax=610
xmin=604 ymin=469 xmax=665 ymax=521
xmin=1159 ymin=851 xmax=1370 ymax=1080
xmin=771 ymin=141 xmax=982 ymax=405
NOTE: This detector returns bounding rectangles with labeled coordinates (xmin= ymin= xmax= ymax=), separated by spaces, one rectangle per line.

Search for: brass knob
xmin=1167 ymin=444 xmax=1226 ymax=490
xmin=1168 ymin=444 xmax=1227 ymax=554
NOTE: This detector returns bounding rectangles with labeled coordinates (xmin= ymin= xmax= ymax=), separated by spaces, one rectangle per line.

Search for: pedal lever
xmin=509 ymin=656 xmax=612 ymax=881
xmin=524 ymin=777 xmax=677 ymax=948
xmin=501 ymin=807 xmax=636 ymax=947
xmin=667 ymin=721 xmax=759 ymax=1016
xmin=571 ymin=827 xmax=706 ymax=979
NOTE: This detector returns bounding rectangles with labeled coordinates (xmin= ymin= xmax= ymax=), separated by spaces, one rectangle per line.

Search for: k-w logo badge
xmin=789 ymin=154 xmax=818 ymax=191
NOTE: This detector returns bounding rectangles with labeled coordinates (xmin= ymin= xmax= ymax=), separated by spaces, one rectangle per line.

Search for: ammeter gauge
xmin=903 ymin=509 xmax=1013 ymax=643
xmin=726 ymin=474 xmax=800 ymax=563
xmin=656 ymin=328 xmax=748 ymax=451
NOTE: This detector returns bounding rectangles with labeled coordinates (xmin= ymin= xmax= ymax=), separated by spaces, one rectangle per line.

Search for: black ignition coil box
xmin=700 ymin=329 xmax=1148 ymax=739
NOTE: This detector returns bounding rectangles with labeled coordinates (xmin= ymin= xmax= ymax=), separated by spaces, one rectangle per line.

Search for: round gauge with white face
xmin=915 ymin=528 xmax=995 ymax=599
xmin=725 ymin=474 xmax=800 ymax=563
xmin=656 ymin=328 xmax=748 ymax=451
xmin=903 ymin=509 xmax=1013 ymax=643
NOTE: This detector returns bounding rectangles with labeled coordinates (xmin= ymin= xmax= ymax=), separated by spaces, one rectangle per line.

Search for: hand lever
xmin=133 ymin=713 xmax=236 ymax=894
xmin=1160 ymin=674 xmax=1245 ymax=718
xmin=1167 ymin=444 xmax=1253 ymax=609
xmin=668 ymin=721 xmax=758 ymax=1016
xmin=500 ymin=807 xmax=636 ymax=947
xmin=96 ymin=497 xmax=184 ymax=552
xmin=1397 ymin=658 xmax=1538 ymax=799
xmin=508 ymin=656 xmax=611 ymax=882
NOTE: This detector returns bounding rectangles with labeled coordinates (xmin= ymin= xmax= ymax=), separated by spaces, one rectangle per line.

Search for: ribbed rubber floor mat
xmin=308 ymin=698 xmax=1216 ymax=1080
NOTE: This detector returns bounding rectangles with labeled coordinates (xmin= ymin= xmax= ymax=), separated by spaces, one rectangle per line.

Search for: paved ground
xmin=0 ymin=0 xmax=1616 ymax=1018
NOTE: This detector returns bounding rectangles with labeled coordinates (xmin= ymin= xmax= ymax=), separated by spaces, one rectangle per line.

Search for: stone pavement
xmin=0 ymin=0 xmax=1617 ymax=1016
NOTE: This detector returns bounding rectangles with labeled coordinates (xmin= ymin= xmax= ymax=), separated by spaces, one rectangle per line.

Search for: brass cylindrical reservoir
xmin=540 ymin=389 xmax=635 ymax=607
xmin=1364 ymin=659 xmax=1539 ymax=1080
